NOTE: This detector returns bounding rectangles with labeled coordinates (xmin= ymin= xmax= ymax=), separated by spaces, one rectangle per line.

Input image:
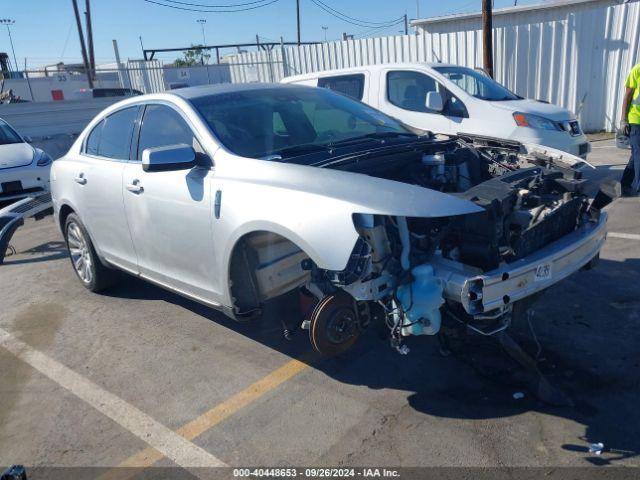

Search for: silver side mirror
xmin=142 ymin=144 xmax=196 ymax=172
xmin=425 ymin=91 xmax=444 ymax=112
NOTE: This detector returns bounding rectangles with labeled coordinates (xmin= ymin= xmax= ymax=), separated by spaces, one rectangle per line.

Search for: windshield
xmin=0 ymin=121 xmax=23 ymax=145
xmin=434 ymin=66 xmax=520 ymax=101
xmin=190 ymin=86 xmax=412 ymax=159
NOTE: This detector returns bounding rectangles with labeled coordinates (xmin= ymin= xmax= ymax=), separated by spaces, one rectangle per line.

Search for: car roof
xmin=76 ymin=83 xmax=317 ymax=130
xmin=281 ymin=62 xmax=461 ymax=82
xmin=169 ymin=82 xmax=299 ymax=100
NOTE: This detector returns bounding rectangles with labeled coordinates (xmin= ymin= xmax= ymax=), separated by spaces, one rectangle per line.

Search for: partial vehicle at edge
xmin=0 ymin=118 xmax=52 ymax=202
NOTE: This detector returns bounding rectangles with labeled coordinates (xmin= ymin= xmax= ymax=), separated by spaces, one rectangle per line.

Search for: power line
xmin=442 ymin=0 xmax=477 ymax=16
xmin=58 ymin=23 xmax=74 ymax=62
xmin=309 ymin=0 xmax=404 ymax=28
xmin=313 ymin=0 xmax=403 ymax=26
xmin=354 ymin=19 xmax=405 ymax=39
xmin=158 ymin=0 xmax=274 ymax=7
xmin=142 ymin=0 xmax=280 ymax=13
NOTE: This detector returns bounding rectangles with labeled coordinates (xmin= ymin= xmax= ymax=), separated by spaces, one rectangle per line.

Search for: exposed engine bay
xmin=230 ymin=136 xmax=616 ymax=356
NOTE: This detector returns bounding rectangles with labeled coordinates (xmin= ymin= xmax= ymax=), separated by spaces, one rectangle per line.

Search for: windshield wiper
xmin=272 ymin=143 xmax=331 ymax=157
xmin=329 ymin=131 xmax=418 ymax=147
xmin=268 ymin=132 xmax=419 ymax=158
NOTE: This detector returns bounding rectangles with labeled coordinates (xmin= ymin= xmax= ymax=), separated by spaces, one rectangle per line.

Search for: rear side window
xmin=98 ymin=107 xmax=139 ymax=159
xmin=318 ymin=74 xmax=365 ymax=100
xmin=387 ymin=70 xmax=442 ymax=113
xmin=137 ymin=104 xmax=198 ymax=159
xmin=85 ymin=121 xmax=103 ymax=155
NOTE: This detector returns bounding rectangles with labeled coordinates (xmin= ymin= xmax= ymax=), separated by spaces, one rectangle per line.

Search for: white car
xmin=51 ymin=84 xmax=612 ymax=356
xmin=0 ymin=118 xmax=52 ymax=202
xmin=282 ymin=63 xmax=591 ymax=159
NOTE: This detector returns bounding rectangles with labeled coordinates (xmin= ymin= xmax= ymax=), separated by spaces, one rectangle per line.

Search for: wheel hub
xmin=309 ymin=291 xmax=360 ymax=355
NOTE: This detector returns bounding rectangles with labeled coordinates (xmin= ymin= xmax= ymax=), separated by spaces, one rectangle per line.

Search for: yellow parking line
xmin=100 ymin=353 xmax=316 ymax=479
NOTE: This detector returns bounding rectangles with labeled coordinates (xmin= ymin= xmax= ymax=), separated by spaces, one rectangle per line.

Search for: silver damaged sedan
xmin=51 ymin=84 xmax=613 ymax=354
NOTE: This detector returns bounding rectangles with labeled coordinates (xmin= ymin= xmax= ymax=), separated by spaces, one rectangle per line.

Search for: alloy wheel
xmin=67 ymin=222 xmax=93 ymax=284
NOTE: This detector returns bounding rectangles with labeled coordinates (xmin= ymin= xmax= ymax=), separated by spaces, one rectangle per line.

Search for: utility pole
xmin=0 ymin=19 xmax=18 ymax=75
xmin=139 ymin=36 xmax=145 ymax=59
xmin=296 ymin=0 xmax=301 ymax=44
xmin=85 ymin=0 xmax=96 ymax=80
xmin=482 ymin=0 xmax=494 ymax=78
xmin=322 ymin=26 xmax=328 ymax=42
xmin=197 ymin=19 xmax=207 ymax=65
xmin=403 ymin=14 xmax=408 ymax=35
xmin=71 ymin=0 xmax=94 ymax=88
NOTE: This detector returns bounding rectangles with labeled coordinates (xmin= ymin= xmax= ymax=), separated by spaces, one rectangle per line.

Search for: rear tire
xmin=64 ymin=213 xmax=117 ymax=292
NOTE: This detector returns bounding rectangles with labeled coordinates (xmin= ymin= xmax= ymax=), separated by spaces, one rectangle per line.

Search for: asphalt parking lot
xmin=1 ymin=139 xmax=639 ymax=476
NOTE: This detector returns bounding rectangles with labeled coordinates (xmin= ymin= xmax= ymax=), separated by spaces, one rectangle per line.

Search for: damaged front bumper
xmin=430 ymin=213 xmax=608 ymax=315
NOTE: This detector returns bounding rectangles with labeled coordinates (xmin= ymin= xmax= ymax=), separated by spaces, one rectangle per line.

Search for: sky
xmin=1 ymin=0 xmax=541 ymax=69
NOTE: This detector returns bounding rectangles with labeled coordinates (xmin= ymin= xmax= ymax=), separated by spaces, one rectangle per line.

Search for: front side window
xmin=434 ymin=66 xmax=519 ymax=101
xmin=318 ymin=74 xmax=365 ymax=100
xmin=191 ymin=87 xmax=409 ymax=160
xmin=387 ymin=70 xmax=468 ymax=118
xmin=387 ymin=70 xmax=447 ymax=113
xmin=137 ymin=104 xmax=198 ymax=159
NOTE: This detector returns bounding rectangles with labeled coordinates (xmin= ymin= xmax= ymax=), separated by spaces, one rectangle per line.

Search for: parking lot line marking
xmin=0 ymin=327 xmax=226 ymax=469
xmin=609 ymin=232 xmax=640 ymax=241
xmin=112 ymin=354 xmax=314 ymax=471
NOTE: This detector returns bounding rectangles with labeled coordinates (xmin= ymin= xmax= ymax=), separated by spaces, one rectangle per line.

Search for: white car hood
xmin=226 ymin=157 xmax=485 ymax=218
xmin=0 ymin=142 xmax=34 ymax=169
xmin=488 ymin=99 xmax=574 ymax=122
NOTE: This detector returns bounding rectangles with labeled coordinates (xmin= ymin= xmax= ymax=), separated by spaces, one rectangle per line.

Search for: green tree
xmin=174 ymin=45 xmax=211 ymax=67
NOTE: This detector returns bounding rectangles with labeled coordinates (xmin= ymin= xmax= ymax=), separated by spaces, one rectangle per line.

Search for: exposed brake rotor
xmin=309 ymin=291 xmax=360 ymax=355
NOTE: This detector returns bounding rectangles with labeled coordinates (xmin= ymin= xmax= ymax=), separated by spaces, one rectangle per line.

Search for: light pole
xmin=197 ymin=19 xmax=207 ymax=65
xmin=197 ymin=19 xmax=207 ymax=46
xmin=0 ymin=19 xmax=18 ymax=75
xmin=321 ymin=26 xmax=328 ymax=42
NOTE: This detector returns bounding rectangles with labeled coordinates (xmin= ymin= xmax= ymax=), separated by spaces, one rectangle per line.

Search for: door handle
xmin=214 ymin=190 xmax=222 ymax=219
xmin=74 ymin=173 xmax=87 ymax=185
xmin=125 ymin=180 xmax=144 ymax=194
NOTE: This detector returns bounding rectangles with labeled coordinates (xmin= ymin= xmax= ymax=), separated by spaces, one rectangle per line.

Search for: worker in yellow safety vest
xmin=620 ymin=63 xmax=640 ymax=196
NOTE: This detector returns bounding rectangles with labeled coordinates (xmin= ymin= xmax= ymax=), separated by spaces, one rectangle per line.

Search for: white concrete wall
xmin=2 ymin=72 xmax=122 ymax=102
